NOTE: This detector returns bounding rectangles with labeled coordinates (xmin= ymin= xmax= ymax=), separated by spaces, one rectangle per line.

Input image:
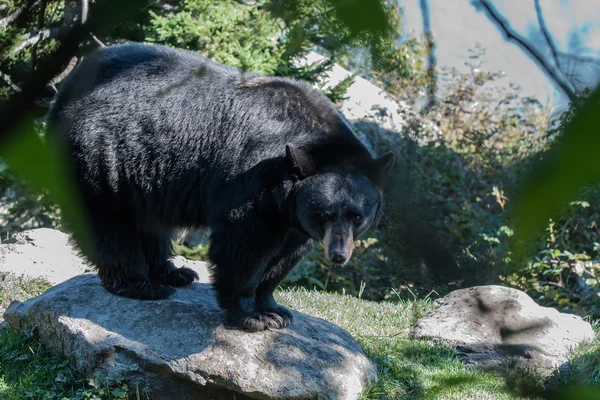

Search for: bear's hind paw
xmin=103 ymin=279 xmax=176 ymax=300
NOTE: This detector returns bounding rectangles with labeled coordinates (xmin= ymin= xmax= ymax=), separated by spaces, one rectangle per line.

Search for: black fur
xmin=47 ymin=42 xmax=394 ymax=331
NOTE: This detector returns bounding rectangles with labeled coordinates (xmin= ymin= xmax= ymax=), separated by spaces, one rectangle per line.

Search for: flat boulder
xmin=4 ymin=274 xmax=376 ymax=400
xmin=411 ymin=285 xmax=596 ymax=373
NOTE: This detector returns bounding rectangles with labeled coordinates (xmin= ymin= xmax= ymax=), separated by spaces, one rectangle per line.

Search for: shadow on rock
xmin=411 ymin=286 xmax=596 ymax=376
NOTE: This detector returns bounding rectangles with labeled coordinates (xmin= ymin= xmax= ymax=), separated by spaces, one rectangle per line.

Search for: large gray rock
xmin=411 ymin=285 xmax=597 ymax=373
xmin=0 ymin=228 xmax=210 ymax=285
xmin=4 ymin=274 xmax=376 ymax=400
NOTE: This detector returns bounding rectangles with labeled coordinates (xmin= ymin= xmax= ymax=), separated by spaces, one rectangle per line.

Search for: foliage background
xmin=0 ymin=1 xmax=599 ymax=398
xmin=0 ymin=0 xmax=597 ymax=320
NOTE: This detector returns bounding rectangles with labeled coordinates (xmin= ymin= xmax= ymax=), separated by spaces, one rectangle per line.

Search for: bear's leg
xmin=208 ymin=230 xmax=288 ymax=332
xmin=142 ymin=231 xmax=199 ymax=287
xmin=82 ymin=217 xmax=176 ymax=300
xmin=255 ymin=234 xmax=314 ymax=328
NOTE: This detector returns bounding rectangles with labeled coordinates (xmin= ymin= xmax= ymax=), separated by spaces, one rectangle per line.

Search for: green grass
xmin=277 ymin=288 xmax=600 ymax=400
xmin=0 ymin=272 xmax=142 ymax=400
xmin=0 ymin=272 xmax=52 ymax=322
xmin=0 ymin=327 xmax=136 ymax=400
xmin=0 ymin=273 xmax=598 ymax=399
xmin=553 ymin=319 xmax=600 ymax=388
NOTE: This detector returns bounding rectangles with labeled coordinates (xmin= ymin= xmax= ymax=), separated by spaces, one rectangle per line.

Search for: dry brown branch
xmin=49 ymin=55 xmax=77 ymax=88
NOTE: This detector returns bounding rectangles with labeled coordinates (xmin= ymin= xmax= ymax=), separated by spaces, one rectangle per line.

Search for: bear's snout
xmin=323 ymin=225 xmax=354 ymax=266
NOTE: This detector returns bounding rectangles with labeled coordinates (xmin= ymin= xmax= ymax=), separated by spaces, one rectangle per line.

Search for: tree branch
xmin=49 ymin=55 xmax=78 ymax=89
xmin=80 ymin=0 xmax=89 ymax=24
xmin=89 ymin=32 xmax=105 ymax=47
xmin=558 ymin=51 xmax=600 ymax=66
xmin=419 ymin=0 xmax=437 ymax=115
xmin=13 ymin=27 xmax=64 ymax=54
xmin=0 ymin=70 xmax=53 ymax=107
xmin=0 ymin=0 xmax=150 ymax=145
xmin=534 ymin=0 xmax=562 ymax=73
xmin=0 ymin=6 xmax=24 ymax=29
xmin=0 ymin=70 xmax=21 ymax=92
xmin=31 ymin=0 xmax=48 ymax=69
xmin=0 ymin=0 xmax=41 ymax=30
xmin=63 ymin=0 xmax=88 ymax=27
xmin=474 ymin=0 xmax=575 ymax=99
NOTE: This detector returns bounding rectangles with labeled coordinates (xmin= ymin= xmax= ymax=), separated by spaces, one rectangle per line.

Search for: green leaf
xmin=1 ymin=122 xmax=92 ymax=255
xmin=510 ymin=86 xmax=600 ymax=259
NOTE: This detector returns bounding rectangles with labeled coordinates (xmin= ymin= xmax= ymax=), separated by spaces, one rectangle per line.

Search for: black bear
xmin=47 ymin=42 xmax=394 ymax=332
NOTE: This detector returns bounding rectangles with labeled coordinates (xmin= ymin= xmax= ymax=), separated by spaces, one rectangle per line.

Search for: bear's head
xmin=286 ymin=144 xmax=394 ymax=266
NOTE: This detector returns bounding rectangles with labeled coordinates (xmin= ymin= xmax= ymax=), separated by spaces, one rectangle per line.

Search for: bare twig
xmin=474 ymin=0 xmax=575 ymax=99
xmin=558 ymin=51 xmax=600 ymax=66
xmin=49 ymin=56 xmax=78 ymax=88
xmin=534 ymin=0 xmax=560 ymax=69
xmin=89 ymin=32 xmax=105 ymax=47
xmin=0 ymin=70 xmax=51 ymax=107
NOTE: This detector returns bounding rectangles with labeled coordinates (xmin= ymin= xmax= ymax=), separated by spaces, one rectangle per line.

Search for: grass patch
xmin=277 ymin=287 xmax=600 ymax=400
xmin=0 ymin=327 xmax=139 ymax=400
xmin=0 ymin=274 xmax=597 ymax=399
xmin=0 ymin=272 xmax=52 ymax=323
xmin=0 ymin=273 xmax=144 ymax=400
xmin=554 ymin=319 xmax=600 ymax=388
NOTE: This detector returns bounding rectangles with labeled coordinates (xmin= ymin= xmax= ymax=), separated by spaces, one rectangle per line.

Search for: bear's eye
xmin=351 ymin=213 xmax=363 ymax=223
xmin=315 ymin=212 xmax=331 ymax=221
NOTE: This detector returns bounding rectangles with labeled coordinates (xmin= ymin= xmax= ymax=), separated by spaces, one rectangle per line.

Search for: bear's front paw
xmin=260 ymin=305 xmax=294 ymax=326
xmin=164 ymin=267 xmax=199 ymax=287
xmin=224 ymin=309 xmax=292 ymax=332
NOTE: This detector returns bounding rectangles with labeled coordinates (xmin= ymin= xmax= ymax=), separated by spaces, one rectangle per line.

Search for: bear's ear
xmin=286 ymin=144 xmax=318 ymax=179
xmin=363 ymin=151 xmax=395 ymax=187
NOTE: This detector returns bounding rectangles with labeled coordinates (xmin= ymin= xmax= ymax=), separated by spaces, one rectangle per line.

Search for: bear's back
xmin=47 ymin=43 xmax=372 ymax=195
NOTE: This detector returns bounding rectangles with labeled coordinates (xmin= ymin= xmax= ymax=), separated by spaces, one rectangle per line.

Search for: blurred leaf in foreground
xmin=0 ymin=121 xmax=92 ymax=255
xmin=510 ymin=86 xmax=600 ymax=261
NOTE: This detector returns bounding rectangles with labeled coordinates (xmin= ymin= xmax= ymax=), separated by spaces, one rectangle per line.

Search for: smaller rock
xmin=411 ymin=285 xmax=596 ymax=373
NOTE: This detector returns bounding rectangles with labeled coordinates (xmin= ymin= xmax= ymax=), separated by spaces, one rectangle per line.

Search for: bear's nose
xmin=330 ymin=251 xmax=347 ymax=265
